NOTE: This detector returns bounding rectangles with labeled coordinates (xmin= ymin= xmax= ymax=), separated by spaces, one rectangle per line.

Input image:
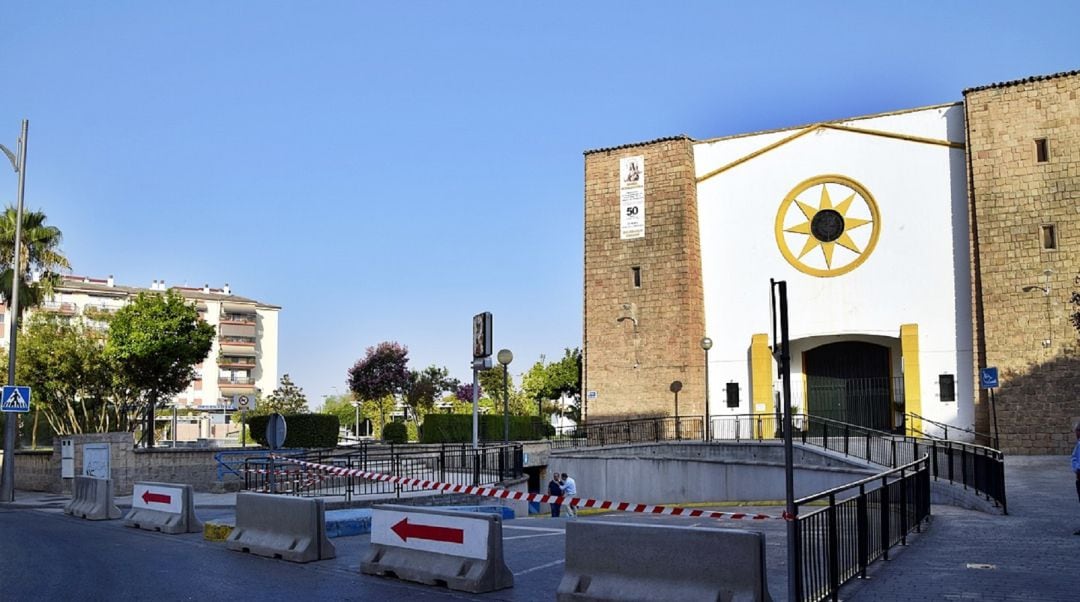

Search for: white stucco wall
xmin=693 ymin=104 xmax=973 ymax=431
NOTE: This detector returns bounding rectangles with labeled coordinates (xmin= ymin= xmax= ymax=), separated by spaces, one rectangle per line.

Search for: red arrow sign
xmin=141 ymin=490 xmax=172 ymax=505
xmin=391 ymin=517 xmax=464 ymax=544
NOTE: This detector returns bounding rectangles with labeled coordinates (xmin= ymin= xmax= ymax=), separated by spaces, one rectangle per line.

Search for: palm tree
xmin=0 ymin=206 xmax=71 ymax=318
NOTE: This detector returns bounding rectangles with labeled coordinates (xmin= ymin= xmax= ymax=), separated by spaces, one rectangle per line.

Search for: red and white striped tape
xmin=273 ymin=455 xmax=788 ymax=521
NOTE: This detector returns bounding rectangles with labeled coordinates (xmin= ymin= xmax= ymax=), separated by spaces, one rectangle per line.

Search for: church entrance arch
xmin=803 ymin=341 xmax=896 ymax=431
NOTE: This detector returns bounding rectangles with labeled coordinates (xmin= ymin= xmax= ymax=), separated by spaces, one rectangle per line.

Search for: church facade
xmin=582 ymin=70 xmax=1079 ymax=454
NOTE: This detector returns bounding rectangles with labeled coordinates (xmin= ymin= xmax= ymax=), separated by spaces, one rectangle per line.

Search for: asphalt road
xmin=0 ymin=506 xmax=789 ymax=601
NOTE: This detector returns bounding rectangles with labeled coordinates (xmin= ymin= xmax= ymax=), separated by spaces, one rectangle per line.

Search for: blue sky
xmin=1 ymin=1 xmax=1077 ymax=404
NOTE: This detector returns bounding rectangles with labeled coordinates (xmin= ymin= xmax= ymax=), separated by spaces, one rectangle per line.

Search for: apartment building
xmin=0 ymin=275 xmax=280 ymax=417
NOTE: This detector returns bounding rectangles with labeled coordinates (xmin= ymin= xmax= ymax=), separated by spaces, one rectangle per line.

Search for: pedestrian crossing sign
xmin=1 ymin=385 xmax=31 ymax=413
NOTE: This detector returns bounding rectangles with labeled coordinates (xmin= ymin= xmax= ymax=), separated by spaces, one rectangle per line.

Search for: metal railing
xmin=241 ymin=442 xmax=523 ymax=501
xmin=795 ymin=456 xmax=931 ymax=602
xmin=549 ymin=416 xmax=704 ymax=448
xmin=904 ymin=411 xmax=997 ymax=448
xmin=709 ymin=413 xmax=1006 ymax=513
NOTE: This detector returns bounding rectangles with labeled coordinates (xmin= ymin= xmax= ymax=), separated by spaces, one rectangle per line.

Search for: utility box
xmin=61 ymin=438 xmax=75 ymax=479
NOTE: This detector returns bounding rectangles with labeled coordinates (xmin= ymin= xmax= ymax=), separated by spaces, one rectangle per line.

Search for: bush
xmin=382 ymin=421 xmax=408 ymax=443
xmin=247 ymin=413 xmax=339 ymax=448
xmin=420 ymin=414 xmax=545 ymax=443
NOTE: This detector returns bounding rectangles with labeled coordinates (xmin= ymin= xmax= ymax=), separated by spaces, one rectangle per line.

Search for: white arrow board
xmin=132 ymin=483 xmax=183 ymax=514
xmin=371 ymin=508 xmax=489 ymax=560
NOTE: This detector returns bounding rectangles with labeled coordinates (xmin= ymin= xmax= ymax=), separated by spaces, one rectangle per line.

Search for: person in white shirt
xmin=561 ymin=473 xmax=577 ymax=517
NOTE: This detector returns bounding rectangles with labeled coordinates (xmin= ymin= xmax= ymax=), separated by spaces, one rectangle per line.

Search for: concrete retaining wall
xmin=551 ymin=441 xmax=879 ymax=503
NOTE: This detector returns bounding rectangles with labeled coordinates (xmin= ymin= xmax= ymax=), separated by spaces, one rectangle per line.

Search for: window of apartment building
xmin=631 ymin=266 xmax=641 ymax=288
xmin=1035 ymin=138 xmax=1049 ymax=163
xmin=1041 ymin=224 xmax=1057 ymax=250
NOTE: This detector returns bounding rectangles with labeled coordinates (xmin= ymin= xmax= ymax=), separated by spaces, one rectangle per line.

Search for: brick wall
xmin=583 ymin=137 xmax=706 ymax=421
xmin=966 ymin=73 xmax=1080 ymax=454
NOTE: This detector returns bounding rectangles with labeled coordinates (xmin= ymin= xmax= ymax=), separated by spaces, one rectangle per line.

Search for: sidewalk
xmin=843 ymin=455 xmax=1080 ymax=601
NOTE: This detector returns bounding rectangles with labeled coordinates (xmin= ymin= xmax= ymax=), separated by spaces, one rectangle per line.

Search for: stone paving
xmin=841 ymin=455 xmax=1080 ymax=601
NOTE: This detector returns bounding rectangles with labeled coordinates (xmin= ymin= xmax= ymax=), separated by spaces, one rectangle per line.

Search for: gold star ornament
xmin=774 ymin=175 xmax=880 ymax=277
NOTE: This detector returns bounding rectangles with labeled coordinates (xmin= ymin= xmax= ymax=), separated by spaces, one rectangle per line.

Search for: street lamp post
xmin=0 ymin=120 xmax=28 ymax=503
xmin=497 ymin=349 xmax=513 ymax=444
xmin=670 ymin=380 xmax=683 ymax=440
xmin=353 ymin=401 xmax=361 ymax=439
xmin=701 ymin=336 xmax=713 ymax=441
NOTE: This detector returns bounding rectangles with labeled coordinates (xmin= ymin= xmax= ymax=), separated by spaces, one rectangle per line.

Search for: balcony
xmin=219 ymin=378 xmax=257 ymax=393
xmin=42 ymin=301 xmax=77 ymax=315
xmin=218 ymin=356 xmax=256 ymax=368
xmin=220 ymin=313 xmax=256 ymax=325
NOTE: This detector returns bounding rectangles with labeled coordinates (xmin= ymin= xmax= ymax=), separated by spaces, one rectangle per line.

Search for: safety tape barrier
xmin=273 ymin=455 xmax=789 ymax=521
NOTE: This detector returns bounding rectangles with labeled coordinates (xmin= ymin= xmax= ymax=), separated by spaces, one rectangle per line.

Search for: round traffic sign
xmin=266 ymin=413 xmax=287 ymax=450
xmin=237 ymin=395 xmax=250 ymax=409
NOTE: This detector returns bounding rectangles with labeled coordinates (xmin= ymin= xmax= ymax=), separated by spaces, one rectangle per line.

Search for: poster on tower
xmin=620 ymin=155 xmax=645 ymax=240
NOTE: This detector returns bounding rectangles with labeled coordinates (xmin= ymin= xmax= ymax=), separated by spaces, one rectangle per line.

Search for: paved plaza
xmin=3 ymin=454 xmax=1076 ymax=600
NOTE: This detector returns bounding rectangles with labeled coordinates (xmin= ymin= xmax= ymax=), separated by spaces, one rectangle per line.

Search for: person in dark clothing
xmin=547 ymin=472 xmax=563 ymax=517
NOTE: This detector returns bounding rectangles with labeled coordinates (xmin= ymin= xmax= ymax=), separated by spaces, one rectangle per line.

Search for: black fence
xmin=242 ymin=442 xmax=523 ymax=502
xmin=709 ymin=413 xmax=1007 ymax=514
xmin=795 ymin=456 xmax=931 ymax=602
xmin=549 ymin=416 xmax=704 ymax=449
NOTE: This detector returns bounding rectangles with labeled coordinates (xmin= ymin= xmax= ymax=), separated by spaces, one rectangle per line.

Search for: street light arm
xmin=0 ymin=144 xmax=16 ymax=172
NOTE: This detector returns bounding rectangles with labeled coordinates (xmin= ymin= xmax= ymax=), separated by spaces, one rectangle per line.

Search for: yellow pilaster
xmin=900 ymin=324 xmax=921 ymax=436
xmin=750 ymin=334 xmax=774 ymax=419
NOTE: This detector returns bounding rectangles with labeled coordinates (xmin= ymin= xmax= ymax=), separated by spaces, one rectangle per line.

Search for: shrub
xmin=247 ymin=413 xmax=339 ymax=448
xmin=382 ymin=421 xmax=408 ymax=443
xmin=420 ymin=414 xmax=545 ymax=443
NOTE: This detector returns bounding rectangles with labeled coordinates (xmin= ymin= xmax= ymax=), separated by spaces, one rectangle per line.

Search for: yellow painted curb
xmin=203 ymin=521 xmax=234 ymax=541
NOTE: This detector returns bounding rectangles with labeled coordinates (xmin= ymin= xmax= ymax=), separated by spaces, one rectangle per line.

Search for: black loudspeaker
xmin=726 ymin=382 xmax=740 ymax=408
xmin=939 ymin=374 xmax=955 ymax=402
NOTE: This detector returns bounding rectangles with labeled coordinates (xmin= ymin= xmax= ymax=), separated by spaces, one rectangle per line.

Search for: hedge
xmin=420 ymin=414 xmax=545 ymax=443
xmin=247 ymin=413 xmax=339 ymax=448
xmin=382 ymin=421 xmax=408 ymax=443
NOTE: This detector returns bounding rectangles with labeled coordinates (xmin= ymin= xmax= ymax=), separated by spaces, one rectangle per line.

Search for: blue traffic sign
xmin=1 ymin=385 xmax=31 ymax=413
xmin=979 ymin=367 xmax=999 ymax=389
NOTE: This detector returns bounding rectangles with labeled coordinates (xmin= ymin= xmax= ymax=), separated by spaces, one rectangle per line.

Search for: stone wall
xmin=12 ymin=432 xmax=254 ymax=495
xmin=966 ymin=72 xmax=1080 ymax=454
xmin=583 ymin=136 xmax=706 ymax=421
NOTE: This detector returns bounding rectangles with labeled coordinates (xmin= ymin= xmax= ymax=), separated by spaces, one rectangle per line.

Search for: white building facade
xmin=0 ymin=275 xmax=280 ymax=421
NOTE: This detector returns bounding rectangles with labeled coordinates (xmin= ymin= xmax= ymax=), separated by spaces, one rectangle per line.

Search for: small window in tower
xmin=1035 ymin=138 xmax=1049 ymax=163
xmin=631 ymin=266 xmax=641 ymax=288
xmin=1041 ymin=224 xmax=1057 ymax=250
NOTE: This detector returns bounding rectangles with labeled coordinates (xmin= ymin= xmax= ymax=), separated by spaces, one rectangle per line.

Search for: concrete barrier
xmin=557 ymin=520 xmax=772 ymax=601
xmin=361 ymin=504 xmax=513 ymax=593
xmin=124 ymin=482 xmax=203 ymax=534
xmin=225 ymin=492 xmax=336 ymax=563
xmin=64 ymin=476 xmax=122 ymax=520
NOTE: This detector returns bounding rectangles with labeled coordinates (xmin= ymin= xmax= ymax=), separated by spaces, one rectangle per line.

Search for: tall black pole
xmin=0 ymin=120 xmax=29 ymax=502
xmin=502 ymin=363 xmax=509 ymax=444
xmin=775 ymin=279 xmax=798 ymax=601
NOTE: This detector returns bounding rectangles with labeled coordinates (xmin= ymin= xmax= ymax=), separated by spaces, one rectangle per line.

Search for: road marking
xmin=504 ymin=525 xmax=564 ymax=533
xmin=513 ymin=559 xmax=565 ymax=577
xmin=504 ymin=532 xmax=564 ymax=541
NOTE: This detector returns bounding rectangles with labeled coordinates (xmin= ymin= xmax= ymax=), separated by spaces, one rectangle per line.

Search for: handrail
xmin=796 ymin=454 xmax=928 ymax=505
xmin=905 ymin=411 xmax=996 ymax=445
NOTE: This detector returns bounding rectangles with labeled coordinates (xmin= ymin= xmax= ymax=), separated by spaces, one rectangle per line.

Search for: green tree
xmin=318 ymin=393 xmax=357 ymax=430
xmin=520 ymin=348 xmax=583 ymax=421
xmin=403 ymin=365 xmax=456 ymax=427
xmin=105 ymin=290 xmax=215 ymax=447
xmin=255 ymin=373 xmax=309 ymax=415
xmin=14 ymin=315 xmax=117 ymax=436
xmin=0 ymin=206 xmax=71 ymax=318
